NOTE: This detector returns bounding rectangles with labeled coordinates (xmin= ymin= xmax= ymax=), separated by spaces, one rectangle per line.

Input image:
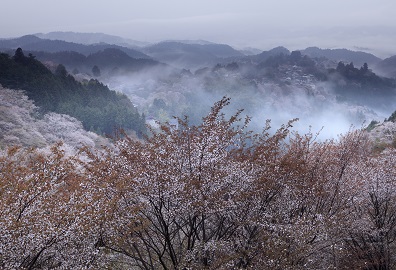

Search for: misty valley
xmin=2 ymin=34 xmax=396 ymax=143
xmin=1 ymin=32 xmax=396 ymax=269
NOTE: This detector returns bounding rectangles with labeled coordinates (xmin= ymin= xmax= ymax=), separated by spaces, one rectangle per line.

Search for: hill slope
xmin=143 ymin=41 xmax=244 ymax=68
xmin=375 ymin=55 xmax=396 ymax=78
xmin=0 ymin=85 xmax=100 ymax=148
xmin=301 ymin=47 xmax=381 ymax=67
xmin=30 ymin=48 xmax=164 ymax=76
xmin=34 ymin=31 xmax=149 ymax=47
xmin=0 ymin=48 xmax=146 ymax=135
xmin=0 ymin=35 xmax=150 ymax=59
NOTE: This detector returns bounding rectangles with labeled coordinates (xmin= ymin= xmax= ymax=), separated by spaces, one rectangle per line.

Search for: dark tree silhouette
xmin=92 ymin=65 xmax=101 ymax=77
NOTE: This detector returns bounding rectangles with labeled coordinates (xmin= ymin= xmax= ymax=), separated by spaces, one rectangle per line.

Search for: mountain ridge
xmin=34 ymin=31 xmax=150 ymax=47
xmin=0 ymin=35 xmax=150 ymax=59
xmin=0 ymin=33 xmax=389 ymax=72
xmin=301 ymin=46 xmax=382 ymax=67
xmin=30 ymin=48 xmax=165 ymax=76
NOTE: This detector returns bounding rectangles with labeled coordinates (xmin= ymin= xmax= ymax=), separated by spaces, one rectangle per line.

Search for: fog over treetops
xmin=1 ymin=32 xmax=396 ymax=143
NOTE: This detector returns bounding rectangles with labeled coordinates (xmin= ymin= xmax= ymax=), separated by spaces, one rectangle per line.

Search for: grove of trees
xmin=0 ymin=49 xmax=146 ymax=136
xmin=0 ymin=85 xmax=102 ymax=149
xmin=1 ymin=98 xmax=396 ymax=269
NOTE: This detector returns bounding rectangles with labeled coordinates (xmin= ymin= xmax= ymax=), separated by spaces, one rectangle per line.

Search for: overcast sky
xmin=1 ymin=0 xmax=395 ymax=56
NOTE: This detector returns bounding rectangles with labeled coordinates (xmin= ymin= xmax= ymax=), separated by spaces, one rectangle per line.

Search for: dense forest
xmin=0 ymin=48 xmax=146 ymax=136
xmin=1 ymin=98 xmax=396 ymax=269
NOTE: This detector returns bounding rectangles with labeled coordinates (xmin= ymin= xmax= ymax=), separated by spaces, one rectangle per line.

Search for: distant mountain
xmin=32 ymin=50 xmax=86 ymax=68
xmin=0 ymin=35 xmax=43 ymax=47
xmin=375 ymin=55 xmax=396 ymax=78
xmin=199 ymin=44 xmax=245 ymax=58
xmin=31 ymin=48 xmax=164 ymax=76
xmin=301 ymin=47 xmax=381 ymax=67
xmin=0 ymin=35 xmax=150 ymax=59
xmin=238 ymin=47 xmax=263 ymax=56
xmin=34 ymin=31 xmax=150 ymax=47
xmin=161 ymin=39 xmax=215 ymax=45
xmin=248 ymin=46 xmax=290 ymax=63
xmin=85 ymin=48 xmax=164 ymax=73
xmin=143 ymin=41 xmax=244 ymax=69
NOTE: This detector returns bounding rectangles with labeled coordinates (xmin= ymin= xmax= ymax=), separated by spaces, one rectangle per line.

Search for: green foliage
xmin=366 ymin=120 xmax=379 ymax=131
xmin=387 ymin=110 xmax=396 ymax=123
xmin=0 ymin=49 xmax=146 ymax=136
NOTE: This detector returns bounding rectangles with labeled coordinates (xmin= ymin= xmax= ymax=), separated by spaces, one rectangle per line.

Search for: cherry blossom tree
xmin=0 ymin=143 xmax=100 ymax=269
xmin=2 ymin=96 xmax=396 ymax=269
xmin=343 ymin=149 xmax=396 ymax=269
xmin=86 ymin=98 xmax=372 ymax=269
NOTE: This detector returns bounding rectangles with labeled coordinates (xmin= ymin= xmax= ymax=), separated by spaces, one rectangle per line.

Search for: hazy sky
xmin=2 ymin=0 xmax=395 ymax=56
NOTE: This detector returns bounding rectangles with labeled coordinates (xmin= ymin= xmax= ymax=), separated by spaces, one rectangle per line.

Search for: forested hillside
xmin=109 ymin=48 xmax=394 ymax=139
xmin=29 ymin=48 xmax=164 ymax=76
xmin=0 ymin=48 xmax=146 ymax=136
xmin=1 ymin=98 xmax=396 ymax=269
xmin=0 ymin=85 xmax=103 ymax=149
xmin=0 ymin=35 xmax=150 ymax=59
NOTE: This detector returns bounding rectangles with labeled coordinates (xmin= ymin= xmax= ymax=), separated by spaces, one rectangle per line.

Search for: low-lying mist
xmin=101 ymin=62 xmax=392 ymax=140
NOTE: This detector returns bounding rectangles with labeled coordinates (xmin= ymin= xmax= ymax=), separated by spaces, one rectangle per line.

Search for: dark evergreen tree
xmin=13 ymin=48 xmax=25 ymax=62
xmin=92 ymin=65 xmax=101 ymax=77
xmin=55 ymin=64 xmax=68 ymax=77
xmin=290 ymin=50 xmax=302 ymax=63
xmin=387 ymin=111 xmax=396 ymax=123
xmin=0 ymin=49 xmax=146 ymax=137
